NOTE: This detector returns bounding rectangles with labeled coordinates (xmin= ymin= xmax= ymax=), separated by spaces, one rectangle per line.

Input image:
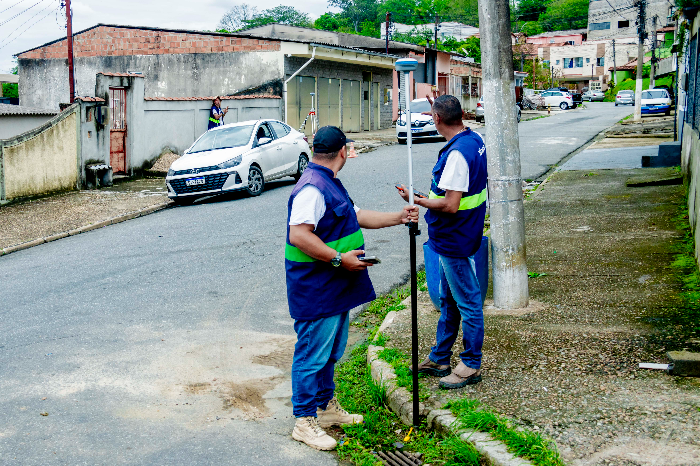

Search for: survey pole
xmin=66 ymin=0 xmax=75 ymax=103
xmin=395 ymin=57 xmax=420 ymax=427
xmin=478 ymin=0 xmax=529 ymax=309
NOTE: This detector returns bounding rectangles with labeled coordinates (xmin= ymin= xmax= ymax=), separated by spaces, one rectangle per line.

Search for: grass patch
xmin=525 ymin=115 xmax=551 ymax=121
xmin=334 ymin=271 xmax=481 ymax=466
xmin=527 ymin=271 xmax=548 ymax=278
xmin=618 ymin=114 xmax=634 ymax=123
xmin=604 ymin=76 xmax=674 ymax=102
xmin=446 ymin=399 xmax=565 ymax=466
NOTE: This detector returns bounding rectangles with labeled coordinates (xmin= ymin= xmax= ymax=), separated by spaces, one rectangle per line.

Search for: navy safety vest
xmin=208 ymin=106 xmax=222 ymax=130
xmin=425 ymin=128 xmax=488 ymax=258
xmin=285 ymin=163 xmax=376 ymax=321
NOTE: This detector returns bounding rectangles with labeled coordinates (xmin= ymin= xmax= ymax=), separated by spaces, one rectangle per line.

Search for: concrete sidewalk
xmin=378 ymin=157 xmax=700 ymax=465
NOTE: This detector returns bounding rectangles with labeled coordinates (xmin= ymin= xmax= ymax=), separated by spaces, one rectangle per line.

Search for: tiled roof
xmin=0 ymin=103 xmax=58 ymax=116
xmin=98 ymin=72 xmax=144 ymax=77
xmin=658 ymin=26 xmax=676 ymax=33
xmin=75 ymin=96 xmax=106 ymax=102
xmin=610 ymin=56 xmax=651 ymax=71
xmin=144 ymin=94 xmax=281 ymax=101
xmin=527 ymin=29 xmax=587 ymax=38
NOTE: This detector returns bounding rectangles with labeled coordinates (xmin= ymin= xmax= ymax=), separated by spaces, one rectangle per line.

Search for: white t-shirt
xmin=437 ymin=150 xmax=470 ymax=193
xmin=289 ymin=185 xmax=360 ymax=229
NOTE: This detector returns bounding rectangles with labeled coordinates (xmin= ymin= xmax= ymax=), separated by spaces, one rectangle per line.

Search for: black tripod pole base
xmin=407 ymin=221 xmax=420 ymax=427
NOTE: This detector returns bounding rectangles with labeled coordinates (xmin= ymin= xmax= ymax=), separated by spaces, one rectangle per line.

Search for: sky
xmin=0 ymin=0 xmax=334 ymax=74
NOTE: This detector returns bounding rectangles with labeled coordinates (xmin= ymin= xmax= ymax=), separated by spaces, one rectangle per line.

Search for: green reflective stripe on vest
xmin=209 ymin=117 xmax=220 ymax=124
xmin=285 ymin=229 xmax=365 ymax=263
xmin=428 ymin=187 xmax=487 ymax=210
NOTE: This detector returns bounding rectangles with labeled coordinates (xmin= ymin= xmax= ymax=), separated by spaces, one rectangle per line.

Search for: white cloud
xmin=0 ymin=0 xmax=337 ymax=74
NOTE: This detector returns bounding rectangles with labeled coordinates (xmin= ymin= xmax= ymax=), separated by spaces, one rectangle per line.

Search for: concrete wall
xmin=19 ymin=51 xmax=284 ymax=111
xmin=0 ymin=114 xmax=55 ymax=139
xmin=588 ymin=0 xmax=672 ymax=40
xmin=0 ymin=107 xmax=79 ymax=201
xmin=284 ymin=57 xmax=393 ymax=132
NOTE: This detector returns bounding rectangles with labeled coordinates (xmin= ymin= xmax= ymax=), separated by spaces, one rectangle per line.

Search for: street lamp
xmin=394 ymin=57 xmax=421 ymax=428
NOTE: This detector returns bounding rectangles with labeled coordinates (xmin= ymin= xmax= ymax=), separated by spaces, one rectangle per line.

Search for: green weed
xmin=446 ymin=399 xmax=565 ymax=466
xmin=528 ymin=271 xmax=548 ymax=278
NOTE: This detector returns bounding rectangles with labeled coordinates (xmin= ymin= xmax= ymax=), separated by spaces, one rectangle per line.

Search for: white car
xmin=166 ymin=119 xmax=311 ymax=204
xmin=641 ymin=89 xmax=672 ymax=116
xmin=540 ymin=90 xmax=574 ymax=109
xmin=582 ymin=90 xmax=605 ymax=102
xmin=475 ymin=96 xmax=521 ymax=123
xmin=396 ymin=98 xmax=443 ymax=144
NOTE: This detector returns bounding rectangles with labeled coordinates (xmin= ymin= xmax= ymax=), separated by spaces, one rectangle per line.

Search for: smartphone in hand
xmin=359 ymin=256 xmax=381 ymax=264
xmin=396 ymin=184 xmax=427 ymax=199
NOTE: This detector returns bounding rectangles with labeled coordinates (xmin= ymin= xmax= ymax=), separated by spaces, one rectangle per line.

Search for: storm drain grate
xmin=376 ymin=450 xmax=422 ymax=466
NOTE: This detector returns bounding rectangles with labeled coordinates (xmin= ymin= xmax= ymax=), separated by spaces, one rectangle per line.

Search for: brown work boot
xmin=292 ymin=416 xmax=337 ymax=451
xmin=409 ymin=356 xmax=451 ymax=377
xmin=438 ymin=361 xmax=482 ymax=389
xmin=317 ymin=397 xmax=364 ymax=427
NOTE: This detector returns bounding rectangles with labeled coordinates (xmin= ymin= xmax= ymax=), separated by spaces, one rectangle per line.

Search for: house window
xmin=586 ymin=58 xmax=590 ymax=63
xmin=596 ymin=57 xmax=605 ymax=67
xmin=384 ymin=88 xmax=392 ymax=104
xmin=618 ymin=20 xmax=630 ymax=28
xmin=543 ymin=60 xmax=550 ymax=67
xmin=575 ymin=57 xmax=583 ymax=68
xmin=556 ymin=59 xmax=560 ymax=65
xmin=590 ymin=22 xmax=610 ymax=30
xmin=563 ymin=57 xmax=574 ymax=68
xmin=550 ymin=39 xmax=555 ymax=43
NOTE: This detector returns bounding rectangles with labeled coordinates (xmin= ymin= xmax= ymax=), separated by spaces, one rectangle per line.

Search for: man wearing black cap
xmin=285 ymin=126 xmax=418 ymax=451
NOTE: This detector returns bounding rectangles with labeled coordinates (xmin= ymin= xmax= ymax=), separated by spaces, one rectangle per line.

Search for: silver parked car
xmin=475 ymin=96 xmax=521 ymax=123
xmin=615 ymin=90 xmax=634 ymax=106
xmin=583 ymin=90 xmax=605 ymax=102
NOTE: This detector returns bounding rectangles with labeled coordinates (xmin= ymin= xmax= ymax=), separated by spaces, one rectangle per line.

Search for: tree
xmin=218 ymin=4 xmax=259 ymax=32
xmin=516 ymin=0 xmax=551 ymax=21
xmin=3 ymin=58 xmax=18 ymax=99
xmin=314 ymin=12 xmax=352 ymax=31
xmin=243 ymin=5 xmax=312 ymax=29
xmin=328 ymin=0 xmax=379 ymax=32
xmin=539 ymin=0 xmax=589 ymax=32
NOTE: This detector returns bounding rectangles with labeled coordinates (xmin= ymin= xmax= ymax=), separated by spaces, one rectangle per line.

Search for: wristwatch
xmin=331 ymin=250 xmax=342 ymax=267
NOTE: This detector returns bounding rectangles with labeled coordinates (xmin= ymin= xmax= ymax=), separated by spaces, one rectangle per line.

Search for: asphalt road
xmin=0 ymin=102 xmax=631 ymax=465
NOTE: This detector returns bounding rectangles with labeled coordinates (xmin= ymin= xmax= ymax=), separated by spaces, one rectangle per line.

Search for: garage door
xmin=341 ymin=79 xmax=361 ymax=133
xmin=287 ymin=75 xmax=317 ymax=136
xmin=318 ymin=78 xmax=341 ymax=129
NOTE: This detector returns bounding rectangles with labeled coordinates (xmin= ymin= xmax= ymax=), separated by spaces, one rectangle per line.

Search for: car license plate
xmin=185 ymin=177 xmax=205 ymax=186
xmin=411 ymin=128 xmax=422 ymax=133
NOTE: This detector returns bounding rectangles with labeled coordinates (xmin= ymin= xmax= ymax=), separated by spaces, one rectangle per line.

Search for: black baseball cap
xmin=312 ymin=126 xmax=354 ymax=154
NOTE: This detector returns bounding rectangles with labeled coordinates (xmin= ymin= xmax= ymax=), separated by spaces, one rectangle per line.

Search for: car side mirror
xmin=258 ymin=137 xmax=272 ymax=146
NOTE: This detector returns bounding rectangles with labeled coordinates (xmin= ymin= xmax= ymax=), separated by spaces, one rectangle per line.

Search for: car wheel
xmin=517 ymin=110 xmax=521 ymax=123
xmin=665 ymin=109 xmax=671 ymax=116
xmin=173 ymin=197 xmax=196 ymax=206
xmin=246 ymin=165 xmax=264 ymax=196
xmin=293 ymin=154 xmax=309 ymax=182
xmin=559 ymin=102 xmax=568 ymax=110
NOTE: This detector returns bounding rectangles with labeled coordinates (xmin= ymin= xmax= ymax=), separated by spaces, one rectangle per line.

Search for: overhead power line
xmin=0 ymin=0 xmax=31 ymax=15
xmin=0 ymin=0 xmax=46 ymax=27
xmin=0 ymin=3 xmax=59 ymax=51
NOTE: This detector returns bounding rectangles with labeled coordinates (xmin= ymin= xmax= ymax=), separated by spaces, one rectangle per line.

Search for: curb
xmin=0 ymin=201 xmax=172 ymax=257
xmin=368 ymin=310 xmax=535 ymax=466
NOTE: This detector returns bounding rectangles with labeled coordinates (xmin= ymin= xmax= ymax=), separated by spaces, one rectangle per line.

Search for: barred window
xmin=590 ymin=22 xmax=610 ymax=31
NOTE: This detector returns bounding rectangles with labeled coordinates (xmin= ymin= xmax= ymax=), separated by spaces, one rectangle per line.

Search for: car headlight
xmin=167 ymin=168 xmax=174 ymax=177
xmin=218 ymin=155 xmax=242 ymax=169
xmin=398 ymin=119 xmax=406 ymax=126
xmin=428 ymin=119 xmax=434 ymax=125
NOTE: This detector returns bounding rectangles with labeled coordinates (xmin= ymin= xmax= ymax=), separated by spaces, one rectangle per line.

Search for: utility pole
xmin=520 ymin=50 xmax=524 ymax=72
xmin=65 ymin=0 xmax=75 ymax=103
xmin=551 ymin=65 xmax=553 ymax=88
xmin=634 ymin=0 xmax=647 ymax=122
xmin=385 ymin=12 xmax=391 ymax=55
xmin=434 ymin=15 xmax=440 ymax=91
xmin=650 ymin=15 xmax=657 ymax=88
xmin=478 ymin=0 xmax=529 ymax=309
xmin=612 ymin=39 xmax=617 ymax=85
xmin=533 ymin=57 xmax=537 ymax=89
xmin=591 ymin=63 xmax=594 ymax=89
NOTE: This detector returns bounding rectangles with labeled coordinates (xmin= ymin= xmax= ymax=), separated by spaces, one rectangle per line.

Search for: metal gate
xmin=342 ymin=79 xmax=361 ymax=133
xmin=109 ymin=88 xmax=127 ymax=174
xmin=317 ymin=78 xmax=341 ymax=128
xmin=287 ymin=75 xmax=317 ymax=136
xmin=372 ymin=82 xmax=380 ymax=130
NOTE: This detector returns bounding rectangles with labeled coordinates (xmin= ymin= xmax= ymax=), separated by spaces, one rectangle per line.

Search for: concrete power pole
xmin=634 ymin=0 xmax=647 ymax=122
xmin=385 ymin=12 xmax=391 ymax=55
xmin=478 ymin=0 xmax=529 ymax=309
xmin=612 ymin=39 xmax=617 ymax=85
xmin=65 ymin=0 xmax=75 ymax=103
xmin=650 ymin=15 xmax=657 ymax=88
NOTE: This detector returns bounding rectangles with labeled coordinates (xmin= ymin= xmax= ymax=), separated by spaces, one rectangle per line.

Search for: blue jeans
xmin=291 ymin=312 xmax=349 ymax=417
xmin=429 ymin=253 xmax=484 ymax=370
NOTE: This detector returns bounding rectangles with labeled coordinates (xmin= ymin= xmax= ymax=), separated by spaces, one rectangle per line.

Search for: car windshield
xmin=411 ymin=100 xmax=432 ymax=113
xmin=642 ymin=90 xmax=667 ymax=99
xmin=619 ymin=91 xmax=633 ymax=95
xmin=189 ymin=125 xmax=254 ymax=153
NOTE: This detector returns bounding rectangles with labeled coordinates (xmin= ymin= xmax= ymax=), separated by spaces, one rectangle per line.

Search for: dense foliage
xmin=515 ymin=0 xmax=589 ymax=36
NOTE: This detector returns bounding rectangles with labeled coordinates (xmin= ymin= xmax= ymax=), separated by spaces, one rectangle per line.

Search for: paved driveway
xmin=0 ymin=101 xmax=629 ymax=464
